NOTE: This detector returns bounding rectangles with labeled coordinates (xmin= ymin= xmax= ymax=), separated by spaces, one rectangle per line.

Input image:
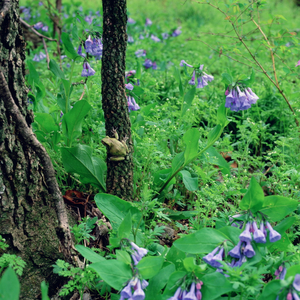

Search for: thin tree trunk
xmin=0 ymin=0 xmax=74 ymax=298
xmin=101 ymin=0 xmax=133 ymax=201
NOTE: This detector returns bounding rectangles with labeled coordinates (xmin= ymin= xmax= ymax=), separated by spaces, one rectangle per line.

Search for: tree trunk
xmin=0 ymin=0 xmax=73 ymax=298
xmin=101 ymin=0 xmax=134 ymax=201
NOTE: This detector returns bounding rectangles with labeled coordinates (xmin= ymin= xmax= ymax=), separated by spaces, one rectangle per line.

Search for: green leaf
xmin=174 ymin=66 xmax=184 ymax=97
xmin=116 ymin=250 xmax=132 ymax=265
xmin=95 ymin=193 xmax=142 ymax=231
xmin=173 ymin=228 xmax=227 ymax=254
xmin=217 ymin=101 xmax=228 ymax=127
xmin=61 ymin=144 xmax=106 ymax=191
xmin=166 ymin=245 xmax=186 ymax=267
xmin=183 ymin=257 xmax=197 ymax=272
xmin=133 ymin=85 xmax=144 ymax=96
xmin=257 ymin=280 xmax=282 ymax=300
xmin=239 ymin=177 xmax=264 ymax=213
xmin=165 ymin=210 xmax=197 ymax=220
xmin=62 ymin=100 xmax=91 ymax=146
xmin=61 ymin=32 xmax=79 ymax=60
xmin=0 ymin=267 xmax=20 ymax=300
xmin=221 ymin=73 xmax=233 ymax=85
xmin=181 ymin=86 xmax=196 ymax=117
xmin=145 ymin=264 xmax=175 ymax=300
xmin=49 ymin=59 xmax=65 ymax=79
xmin=34 ymin=113 xmax=59 ymax=134
xmin=260 ymin=196 xmax=298 ymax=222
xmin=207 ymin=124 xmax=222 ymax=145
xmin=163 ymin=271 xmax=187 ymax=297
xmin=202 ymin=146 xmax=230 ymax=175
xmin=136 ymin=59 xmax=142 ymax=79
xmin=118 ymin=211 xmax=132 ymax=239
xmin=41 ymin=281 xmax=50 ymax=300
xmin=75 ymin=245 xmax=105 ymax=263
xmin=89 ymin=260 xmax=132 ymax=290
xmin=171 ymin=152 xmax=185 ymax=174
xmin=179 ymin=170 xmax=198 ymax=191
xmin=137 ymin=256 xmax=164 ymax=279
xmin=218 ymin=226 xmax=241 ymax=245
xmin=183 ymin=128 xmax=200 ymax=164
xmin=286 ymin=265 xmax=300 ymax=279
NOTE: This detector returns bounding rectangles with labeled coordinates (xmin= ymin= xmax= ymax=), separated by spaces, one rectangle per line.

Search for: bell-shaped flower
xmin=265 ymin=221 xmax=281 ymax=242
xmin=151 ymin=34 xmax=161 ymax=42
xmin=34 ymin=21 xmax=43 ymax=30
xmin=81 ymin=62 xmax=95 ymax=77
xmin=293 ymin=274 xmax=300 ymax=292
xmin=145 ymin=18 xmax=152 ymax=26
xmin=189 ymin=71 xmax=196 ymax=85
xmin=33 ymin=52 xmax=46 ymax=62
xmin=287 ymin=292 xmax=293 ymax=300
xmin=172 ymin=28 xmax=182 ymax=37
xmin=196 ymin=76 xmax=208 ymax=89
xmin=125 ymin=83 xmax=134 ymax=91
xmin=141 ymin=280 xmax=148 ymax=289
xmin=130 ymin=242 xmax=148 ymax=258
xmin=211 ymin=247 xmax=225 ymax=268
xmin=202 ymin=246 xmax=220 ymax=265
xmin=77 ymin=45 xmax=85 ymax=57
xmin=132 ymin=280 xmax=145 ymax=300
xmin=121 ymin=282 xmax=133 ymax=298
xmin=183 ymin=282 xmax=197 ymax=300
xmin=180 ymin=60 xmax=193 ymax=68
xmin=128 ymin=96 xmax=140 ymax=112
xmin=152 ymin=62 xmax=157 ymax=70
xmin=85 ymin=35 xmax=93 ymax=54
xmin=280 ymin=267 xmax=287 ymax=280
xmin=239 ymin=222 xmax=252 ymax=242
xmin=131 ymin=251 xmax=141 ymax=265
xmin=243 ymin=240 xmax=255 ymax=258
xmin=293 ymin=292 xmax=300 ymax=300
xmin=234 ymin=254 xmax=247 ymax=267
xmin=91 ymin=38 xmax=103 ymax=58
xmin=244 ymin=88 xmax=258 ymax=105
xmin=128 ymin=18 xmax=136 ymax=24
xmin=135 ymin=49 xmax=146 ymax=58
xmin=143 ymin=59 xmax=153 ymax=69
xmin=42 ymin=25 xmax=48 ymax=32
xmin=162 ymin=33 xmax=169 ymax=39
xmin=167 ymin=287 xmax=182 ymax=300
xmin=260 ymin=222 xmax=267 ymax=237
xmin=196 ymin=290 xmax=202 ymax=300
xmin=229 ymin=240 xmax=242 ymax=259
xmin=252 ymin=221 xmax=266 ymax=243
xmin=128 ymin=36 xmax=134 ymax=43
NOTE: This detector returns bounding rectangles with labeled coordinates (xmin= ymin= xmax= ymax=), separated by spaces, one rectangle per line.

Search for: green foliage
xmin=70 ymin=216 xmax=98 ymax=244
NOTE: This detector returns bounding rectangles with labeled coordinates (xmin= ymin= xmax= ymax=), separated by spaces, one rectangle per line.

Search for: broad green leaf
xmin=61 ymin=144 xmax=106 ymax=191
xmin=49 ymin=59 xmax=65 ymax=79
xmin=221 ymin=73 xmax=233 ymax=85
xmin=89 ymin=260 xmax=132 ymax=290
xmin=118 ymin=211 xmax=132 ymax=239
xmin=62 ymin=100 xmax=91 ymax=146
xmin=41 ymin=281 xmax=50 ymax=300
xmin=95 ymin=193 xmax=141 ymax=231
xmin=0 ymin=267 xmax=20 ymax=300
xmin=217 ymin=101 xmax=228 ymax=127
xmin=179 ymin=170 xmax=198 ymax=191
xmin=133 ymin=85 xmax=144 ymax=96
xmin=239 ymin=177 xmax=264 ymax=213
xmin=171 ymin=152 xmax=185 ymax=174
xmin=183 ymin=128 xmax=200 ymax=164
xmin=116 ymin=250 xmax=132 ymax=265
xmin=166 ymin=245 xmax=186 ymax=267
xmin=153 ymin=168 xmax=173 ymax=188
xmin=174 ymin=228 xmax=227 ymax=254
xmin=174 ymin=66 xmax=184 ymax=97
xmin=145 ymin=264 xmax=175 ymax=300
xmin=268 ymin=232 xmax=291 ymax=252
xmin=181 ymin=86 xmax=196 ymax=117
xmin=218 ymin=226 xmax=241 ymax=245
xmin=257 ymin=280 xmax=281 ymax=300
xmin=27 ymin=61 xmax=41 ymax=86
xmin=34 ymin=113 xmax=59 ymax=134
xmin=165 ymin=210 xmax=197 ymax=220
xmin=137 ymin=256 xmax=164 ymax=279
xmin=286 ymin=265 xmax=300 ymax=279
xmin=260 ymin=196 xmax=298 ymax=222
xmin=207 ymin=124 xmax=222 ymax=145
xmin=61 ymin=32 xmax=79 ymax=60
xmin=136 ymin=59 xmax=142 ymax=79
xmin=75 ymin=245 xmax=105 ymax=263
xmin=274 ymin=216 xmax=296 ymax=233
xmin=163 ymin=271 xmax=187 ymax=297
xmin=201 ymin=272 xmax=233 ymax=300
xmin=183 ymin=257 xmax=197 ymax=272
xmin=202 ymin=146 xmax=230 ymax=175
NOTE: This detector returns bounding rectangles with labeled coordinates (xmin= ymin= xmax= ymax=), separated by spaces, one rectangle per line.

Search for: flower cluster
xmin=135 ymin=49 xmax=146 ymax=58
xmin=81 ymin=62 xmax=95 ymax=77
xmin=143 ymin=59 xmax=157 ymax=70
xmin=168 ymin=282 xmax=203 ymax=300
xmin=125 ymin=82 xmax=140 ymax=113
xmin=172 ymin=28 xmax=182 ymax=37
xmin=275 ymin=265 xmax=287 ymax=280
xmin=225 ymin=86 xmax=258 ymax=112
xmin=33 ymin=51 xmax=46 ymax=62
xmin=277 ymin=274 xmax=300 ymax=300
xmin=120 ymin=277 xmax=148 ymax=300
xmin=180 ymin=60 xmax=214 ymax=89
xmin=145 ymin=18 xmax=152 ymax=26
xmin=84 ymin=35 xmax=103 ymax=59
xmin=33 ymin=21 xmax=48 ymax=32
xmin=151 ymin=34 xmax=161 ymax=42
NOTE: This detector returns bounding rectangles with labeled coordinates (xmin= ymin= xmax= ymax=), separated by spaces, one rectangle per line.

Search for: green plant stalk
xmin=133 ymin=213 xmax=145 ymax=243
xmin=156 ymin=123 xmax=226 ymax=197
xmin=65 ymin=60 xmax=76 ymax=114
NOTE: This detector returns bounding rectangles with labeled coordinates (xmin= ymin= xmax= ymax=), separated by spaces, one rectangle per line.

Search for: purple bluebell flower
xmin=180 ymin=60 xmax=193 ymax=68
xmin=293 ymin=274 xmax=300 ymax=291
xmin=77 ymin=45 xmax=85 ymax=57
xmin=265 ymin=221 xmax=281 ymax=243
xmin=130 ymin=242 xmax=147 ymax=258
xmin=143 ymin=59 xmax=153 ymax=69
xmin=141 ymin=280 xmax=148 ymax=289
xmin=279 ymin=267 xmax=287 ymax=280
xmin=38 ymin=1 xmax=43 ymax=6
xmin=61 ymin=55 xmax=67 ymax=59
xmin=145 ymin=18 xmax=152 ymax=26
xmin=252 ymin=221 xmax=266 ymax=243
xmin=293 ymin=292 xmax=300 ymax=300
xmin=91 ymin=38 xmax=103 ymax=58
xmin=151 ymin=34 xmax=161 ymax=42
xmin=128 ymin=17 xmax=136 ymax=24
xmin=211 ymin=247 xmax=225 ymax=268
xmin=33 ymin=51 xmax=46 ymax=62
xmin=139 ymin=34 xmax=145 ymax=40
xmin=33 ymin=22 xmax=43 ymax=30
xmin=128 ymin=35 xmax=134 ymax=43
xmin=135 ymin=49 xmax=146 ymax=58
xmin=41 ymin=25 xmax=48 ymax=32
xmin=202 ymin=246 xmax=220 ymax=265
xmin=152 ymin=62 xmax=157 ymax=70
xmin=239 ymin=222 xmax=252 ymax=242
xmin=229 ymin=240 xmax=242 ymax=259
xmin=183 ymin=282 xmax=197 ymax=300
xmin=167 ymin=287 xmax=182 ymax=300
xmin=81 ymin=62 xmax=95 ymax=77
xmin=85 ymin=16 xmax=93 ymax=25
xmin=85 ymin=35 xmax=93 ymax=54
xmin=196 ymin=76 xmax=208 ymax=88
xmin=132 ymin=279 xmax=145 ymax=300
xmin=172 ymin=28 xmax=182 ymax=37
xmin=189 ymin=71 xmax=196 ymax=85
xmin=162 ymin=32 xmax=169 ymax=39
xmin=243 ymin=240 xmax=255 ymax=258
xmin=260 ymin=222 xmax=267 ymax=237
xmin=125 ymin=83 xmax=134 ymax=90
xmin=121 ymin=282 xmax=133 ymax=298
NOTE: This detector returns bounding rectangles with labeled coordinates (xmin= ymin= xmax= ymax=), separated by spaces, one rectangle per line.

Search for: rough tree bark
xmin=102 ymin=0 xmax=134 ymax=201
xmin=0 ymin=0 xmax=74 ymax=298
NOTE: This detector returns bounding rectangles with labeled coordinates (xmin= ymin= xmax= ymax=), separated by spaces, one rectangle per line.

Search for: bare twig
xmin=42 ymin=38 xmax=50 ymax=69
